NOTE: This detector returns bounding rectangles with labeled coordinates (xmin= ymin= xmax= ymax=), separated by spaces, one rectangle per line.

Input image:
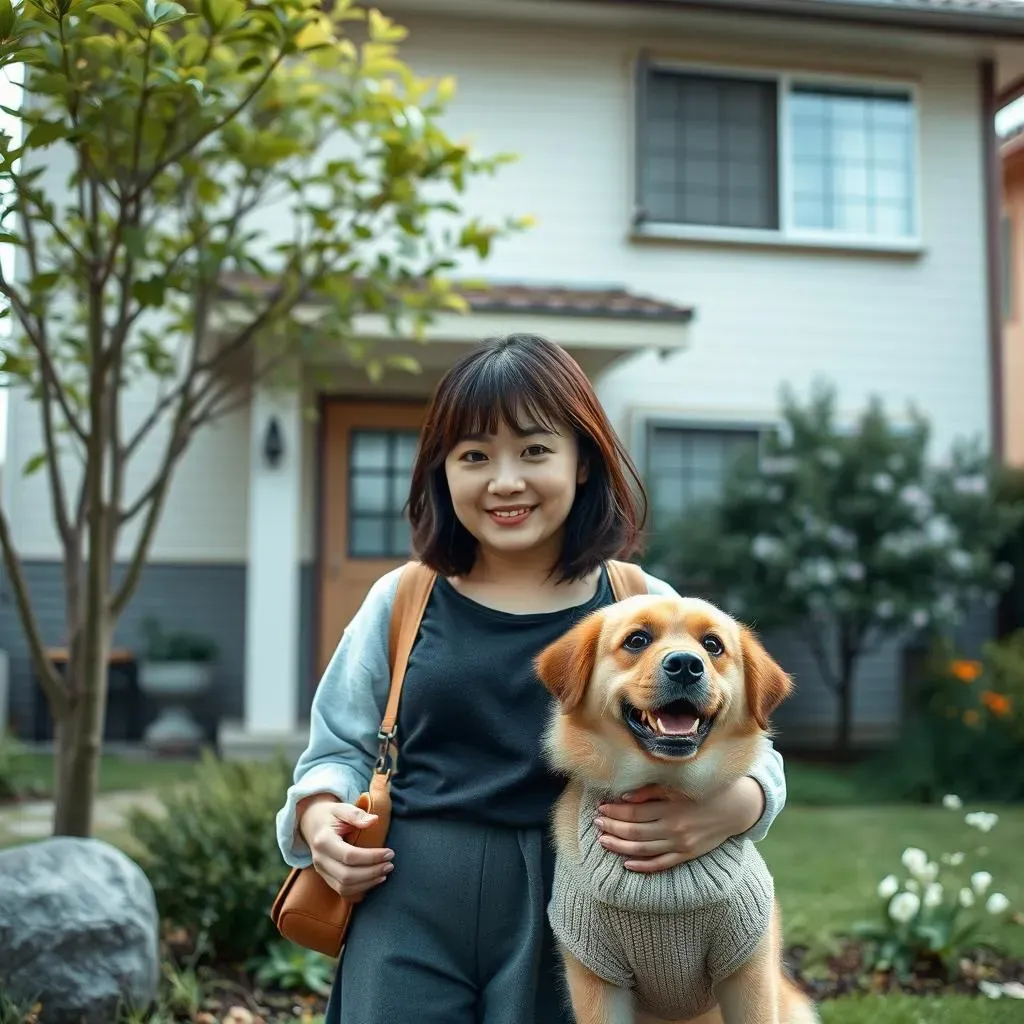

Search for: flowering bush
xmin=648 ymin=382 xmax=1023 ymax=753
xmin=878 ymin=634 xmax=1024 ymax=802
xmin=851 ymin=801 xmax=1014 ymax=978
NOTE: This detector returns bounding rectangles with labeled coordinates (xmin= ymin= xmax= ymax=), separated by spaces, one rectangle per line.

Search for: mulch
xmin=174 ymin=942 xmax=1024 ymax=1023
xmin=785 ymin=942 xmax=1024 ymax=1001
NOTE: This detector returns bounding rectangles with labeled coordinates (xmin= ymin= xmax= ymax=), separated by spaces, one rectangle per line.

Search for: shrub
xmin=0 ymin=733 xmax=26 ymax=802
xmin=870 ymin=634 xmax=1024 ymax=803
xmin=128 ymin=751 xmax=293 ymax=964
xmin=850 ymin=801 xmax=1013 ymax=978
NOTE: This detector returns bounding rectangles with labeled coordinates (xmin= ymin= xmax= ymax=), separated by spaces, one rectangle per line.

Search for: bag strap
xmin=375 ymin=561 xmax=437 ymax=778
xmin=606 ymin=559 xmax=648 ymax=600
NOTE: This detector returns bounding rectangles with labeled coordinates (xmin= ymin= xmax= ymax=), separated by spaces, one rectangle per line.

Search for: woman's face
xmin=444 ymin=417 xmax=588 ymax=565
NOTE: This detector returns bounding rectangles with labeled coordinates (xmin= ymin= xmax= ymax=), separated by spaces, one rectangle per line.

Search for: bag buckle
xmin=375 ymin=726 xmax=397 ymax=776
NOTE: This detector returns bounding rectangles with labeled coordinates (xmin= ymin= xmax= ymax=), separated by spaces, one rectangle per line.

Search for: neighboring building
xmin=1002 ymin=127 xmax=1024 ymax=467
xmin=4 ymin=0 xmax=1024 ymax=753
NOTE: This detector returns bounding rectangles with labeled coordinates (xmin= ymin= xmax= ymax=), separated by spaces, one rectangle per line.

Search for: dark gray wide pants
xmin=325 ymin=816 xmax=574 ymax=1024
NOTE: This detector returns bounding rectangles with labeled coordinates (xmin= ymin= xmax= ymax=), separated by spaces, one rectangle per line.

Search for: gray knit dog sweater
xmin=548 ymin=786 xmax=775 ymax=1020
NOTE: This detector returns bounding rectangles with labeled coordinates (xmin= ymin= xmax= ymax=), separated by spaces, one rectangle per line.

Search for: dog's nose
xmin=662 ymin=650 xmax=705 ymax=681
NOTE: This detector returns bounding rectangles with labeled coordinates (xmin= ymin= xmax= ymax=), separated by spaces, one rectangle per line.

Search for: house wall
xmin=0 ymin=11 xmax=995 ymax=747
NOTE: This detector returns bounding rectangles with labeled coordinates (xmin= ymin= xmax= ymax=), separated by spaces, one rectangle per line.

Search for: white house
xmin=4 ymin=0 xmax=1024 ymax=753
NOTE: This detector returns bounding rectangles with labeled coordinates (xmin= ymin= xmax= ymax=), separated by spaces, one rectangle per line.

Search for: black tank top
xmin=388 ymin=566 xmax=615 ymax=828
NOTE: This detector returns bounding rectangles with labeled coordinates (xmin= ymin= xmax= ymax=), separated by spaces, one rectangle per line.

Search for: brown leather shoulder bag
xmin=270 ymin=558 xmax=647 ymax=957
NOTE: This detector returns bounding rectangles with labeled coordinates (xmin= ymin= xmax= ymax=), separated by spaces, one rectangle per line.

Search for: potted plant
xmin=138 ymin=617 xmax=217 ymax=753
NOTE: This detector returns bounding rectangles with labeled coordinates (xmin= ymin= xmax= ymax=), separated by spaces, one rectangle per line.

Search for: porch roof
xmin=217 ymin=274 xmax=693 ymax=383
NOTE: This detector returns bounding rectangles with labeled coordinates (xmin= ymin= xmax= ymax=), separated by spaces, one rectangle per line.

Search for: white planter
xmin=139 ymin=660 xmax=213 ymax=752
xmin=139 ymin=661 xmax=213 ymax=697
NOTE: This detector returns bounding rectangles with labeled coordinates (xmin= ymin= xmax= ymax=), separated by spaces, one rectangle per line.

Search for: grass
xmin=763 ymin=804 xmax=1024 ymax=957
xmin=4 ymin=750 xmax=200 ymax=797
xmin=819 ymin=994 xmax=1024 ymax=1022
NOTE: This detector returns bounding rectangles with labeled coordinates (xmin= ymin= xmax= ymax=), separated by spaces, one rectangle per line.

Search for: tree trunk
xmin=834 ymin=643 xmax=859 ymax=757
xmin=52 ymin=611 xmax=111 ymax=836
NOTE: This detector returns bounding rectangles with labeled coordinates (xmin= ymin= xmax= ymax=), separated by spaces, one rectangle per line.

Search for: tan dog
xmin=534 ymin=595 xmax=818 ymax=1024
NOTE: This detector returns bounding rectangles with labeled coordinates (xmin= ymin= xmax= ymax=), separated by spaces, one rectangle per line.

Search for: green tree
xmin=650 ymin=384 xmax=1022 ymax=754
xmin=0 ymin=0 xmax=526 ymax=836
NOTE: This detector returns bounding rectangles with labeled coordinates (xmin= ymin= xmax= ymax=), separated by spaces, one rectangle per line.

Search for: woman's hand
xmin=594 ymin=777 xmax=765 ymax=873
xmin=299 ymin=797 xmax=395 ymax=897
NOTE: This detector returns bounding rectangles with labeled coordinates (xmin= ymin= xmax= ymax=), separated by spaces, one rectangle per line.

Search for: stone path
xmin=0 ymin=790 xmax=166 ymax=844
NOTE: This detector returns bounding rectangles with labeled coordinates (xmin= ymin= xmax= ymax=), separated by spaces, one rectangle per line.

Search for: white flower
xmin=872 ymin=472 xmax=895 ymax=493
xmin=948 ymin=852 xmax=965 ymax=866
xmin=980 ymin=979 xmax=1004 ymax=999
xmin=959 ymin=887 xmax=976 ymax=908
xmin=876 ymin=599 xmax=896 ymax=619
xmin=966 ymin=811 xmax=999 ymax=833
xmin=971 ymin=871 xmax=993 ymax=895
xmin=818 ymin=448 xmax=842 ymax=469
xmin=825 ymin=524 xmax=856 ymax=550
xmin=762 ymin=456 xmax=798 ymax=476
xmin=842 ymin=561 xmax=866 ymax=582
xmin=877 ymin=875 xmax=900 ymax=900
xmin=898 ymin=483 xmax=931 ymax=514
xmin=924 ymin=882 xmax=944 ymax=908
xmin=905 ymin=878 xmax=920 ymax=893
xmin=925 ymin=516 xmax=958 ymax=545
xmin=901 ymin=847 xmax=929 ymax=876
xmin=1003 ymin=981 xmax=1024 ymax=999
xmin=942 ymin=794 xmax=963 ymax=810
xmin=921 ymin=861 xmax=939 ymax=884
xmin=948 ymin=550 xmax=974 ymax=573
xmin=953 ymin=474 xmax=987 ymax=496
xmin=752 ymin=535 xmax=786 ymax=562
xmin=986 ymin=892 xmax=1010 ymax=915
xmin=888 ymin=890 xmax=921 ymax=924
xmin=911 ymin=608 xmax=930 ymax=629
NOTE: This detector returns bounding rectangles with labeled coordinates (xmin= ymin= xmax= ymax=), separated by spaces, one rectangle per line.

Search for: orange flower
xmin=963 ymin=709 xmax=981 ymax=726
xmin=950 ymin=659 xmax=983 ymax=683
xmin=981 ymin=691 xmax=1013 ymax=717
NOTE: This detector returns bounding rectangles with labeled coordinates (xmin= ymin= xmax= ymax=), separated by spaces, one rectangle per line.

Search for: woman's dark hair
xmin=407 ymin=333 xmax=647 ymax=581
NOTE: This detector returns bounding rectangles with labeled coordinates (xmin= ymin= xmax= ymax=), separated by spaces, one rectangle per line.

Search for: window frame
xmin=346 ymin=427 xmax=418 ymax=560
xmin=632 ymin=54 xmax=924 ymax=255
xmin=640 ymin=416 xmax=772 ymax=530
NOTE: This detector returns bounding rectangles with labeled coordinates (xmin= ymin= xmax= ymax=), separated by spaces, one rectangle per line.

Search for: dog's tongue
xmin=657 ymin=711 xmax=698 ymax=735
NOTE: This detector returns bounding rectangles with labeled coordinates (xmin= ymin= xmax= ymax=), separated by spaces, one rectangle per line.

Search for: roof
xmin=218 ymin=273 xmax=694 ymax=323
xmin=609 ymin=0 xmax=1024 ymax=35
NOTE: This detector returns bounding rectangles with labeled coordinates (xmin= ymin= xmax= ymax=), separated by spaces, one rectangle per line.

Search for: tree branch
xmin=0 ymin=503 xmax=69 ymax=716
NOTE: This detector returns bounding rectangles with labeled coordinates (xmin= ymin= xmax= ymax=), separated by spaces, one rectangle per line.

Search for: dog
xmin=534 ymin=594 xmax=818 ymax=1024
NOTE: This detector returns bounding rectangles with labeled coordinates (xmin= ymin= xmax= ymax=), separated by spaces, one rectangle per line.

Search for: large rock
xmin=0 ymin=836 xmax=160 ymax=1023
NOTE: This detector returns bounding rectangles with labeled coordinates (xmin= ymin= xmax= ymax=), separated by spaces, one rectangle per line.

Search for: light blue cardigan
xmin=275 ymin=566 xmax=788 ymax=868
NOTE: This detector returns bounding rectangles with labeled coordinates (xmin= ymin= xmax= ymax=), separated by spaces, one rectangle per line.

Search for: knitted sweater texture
xmin=547 ymin=786 xmax=775 ymax=1020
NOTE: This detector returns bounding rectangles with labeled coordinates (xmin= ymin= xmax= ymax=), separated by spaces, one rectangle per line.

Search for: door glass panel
xmin=348 ymin=428 xmax=420 ymax=558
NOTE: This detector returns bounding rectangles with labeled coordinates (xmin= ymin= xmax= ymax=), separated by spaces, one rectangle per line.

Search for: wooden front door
xmin=318 ymin=400 xmax=427 ymax=674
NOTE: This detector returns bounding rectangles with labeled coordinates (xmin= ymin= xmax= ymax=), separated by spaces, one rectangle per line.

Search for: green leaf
xmin=89 ymin=3 xmax=139 ymax=33
xmin=22 ymin=451 xmax=47 ymax=476
xmin=23 ymin=119 xmax=68 ymax=149
xmin=0 ymin=0 xmax=16 ymax=39
xmin=131 ymin=276 xmax=166 ymax=308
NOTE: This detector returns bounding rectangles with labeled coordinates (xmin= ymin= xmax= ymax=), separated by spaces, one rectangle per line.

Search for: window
xmin=347 ymin=429 xmax=418 ymax=558
xmin=646 ymin=425 xmax=760 ymax=526
xmin=637 ymin=63 xmax=919 ymax=244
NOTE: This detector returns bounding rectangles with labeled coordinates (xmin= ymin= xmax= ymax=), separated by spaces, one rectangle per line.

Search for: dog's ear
xmin=739 ymin=625 xmax=793 ymax=731
xmin=534 ymin=613 xmax=604 ymax=713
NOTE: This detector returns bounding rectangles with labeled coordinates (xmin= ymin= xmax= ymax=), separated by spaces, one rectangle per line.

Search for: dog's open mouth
xmin=622 ymin=699 xmax=715 ymax=757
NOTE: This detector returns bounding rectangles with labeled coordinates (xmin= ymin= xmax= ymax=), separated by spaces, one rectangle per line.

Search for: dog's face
xmin=535 ymin=595 xmax=792 ymax=784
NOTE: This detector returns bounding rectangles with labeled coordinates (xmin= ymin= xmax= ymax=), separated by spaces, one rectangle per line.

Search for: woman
xmin=276 ymin=333 xmax=787 ymax=1023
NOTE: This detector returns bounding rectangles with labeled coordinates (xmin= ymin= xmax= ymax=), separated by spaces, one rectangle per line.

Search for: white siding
xmin=5 ymin=12 xmax=992 ymax=563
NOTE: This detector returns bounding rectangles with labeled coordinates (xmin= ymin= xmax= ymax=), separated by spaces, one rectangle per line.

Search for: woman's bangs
xmin=440 ymin=356 xmax=564 ymax=451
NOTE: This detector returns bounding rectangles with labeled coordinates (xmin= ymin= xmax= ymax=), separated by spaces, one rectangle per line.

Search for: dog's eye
xmin=702 ymin=634 xmax=724 ymax=656
xmin=623 ymin=630 xmax=651 ymax=652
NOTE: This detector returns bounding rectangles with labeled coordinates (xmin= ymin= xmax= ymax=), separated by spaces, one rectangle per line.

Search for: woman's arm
xmin=274 ymin=567 xmax=403 ymax=868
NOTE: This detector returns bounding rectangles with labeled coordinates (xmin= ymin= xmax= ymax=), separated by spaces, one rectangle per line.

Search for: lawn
xmin=6 ymin=750 xmax=200 ymax=797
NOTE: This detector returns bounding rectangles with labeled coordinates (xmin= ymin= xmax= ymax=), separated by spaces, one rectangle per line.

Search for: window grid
xmin=638 ymin=64 xmax=917 ymax=243
xmin=347 ymin=429 xmax=418 ymax=559
xmin=646 ymin=425 xmax=761 ymax=527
